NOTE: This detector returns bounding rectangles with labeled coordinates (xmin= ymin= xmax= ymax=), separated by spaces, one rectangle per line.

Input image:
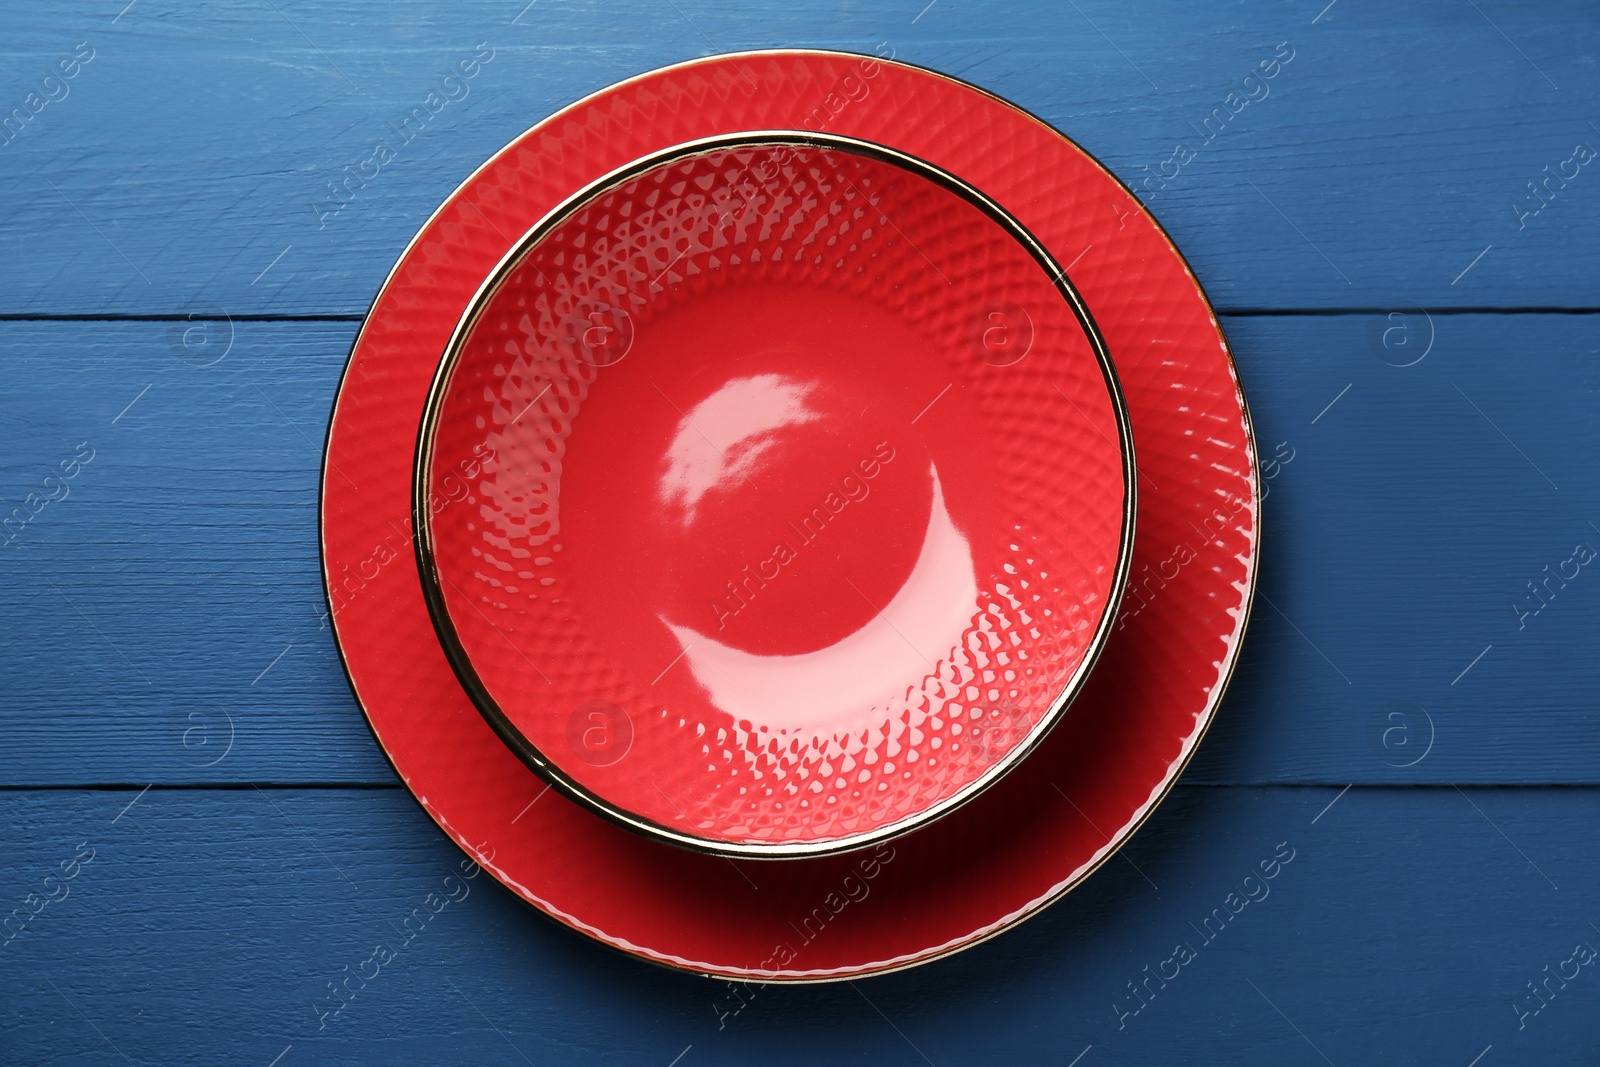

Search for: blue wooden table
xmin=4 ymin=2 xmax=1597 ymax=1063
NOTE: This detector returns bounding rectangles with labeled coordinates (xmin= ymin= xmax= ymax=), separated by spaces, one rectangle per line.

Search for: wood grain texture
xmin=2 ymin=314 xmax=1593 ymax=787
xmin=1 ymin=2 xmax=1598 ymax=314
xmin=2 ymin=785 xmax=1595 ymax=1065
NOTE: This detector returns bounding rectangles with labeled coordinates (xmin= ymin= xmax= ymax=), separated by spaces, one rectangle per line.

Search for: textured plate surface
xmin=416 ymin=134 xmax=1133 ymax=856
xmin=322 ymin=49 xmax=1257 ymax=980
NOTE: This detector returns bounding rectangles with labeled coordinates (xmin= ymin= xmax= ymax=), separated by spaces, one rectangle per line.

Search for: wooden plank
xmin=1 ymin=314 xmax=1594 ymax=787
xmin=1189 ymin=311 xmax=1600 ymax=786
xmin=1 ymin=2 xmax=1598 ymax=314
xmin=0 ymin=784 xmax=1593 ymax=1063
xmin=0 ymin=319 xmax=393 ymax=786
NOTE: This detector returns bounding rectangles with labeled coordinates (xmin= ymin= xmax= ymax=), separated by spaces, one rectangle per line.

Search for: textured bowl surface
xmin=417 ymin=136 xmax=1132 ymax=856
xmin=321 ymin=49 xmax=1257 ymax=980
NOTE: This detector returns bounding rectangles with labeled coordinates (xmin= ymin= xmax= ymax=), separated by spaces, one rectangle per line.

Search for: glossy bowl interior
xmin=415 ymin=133 xmax=1134 ymax=857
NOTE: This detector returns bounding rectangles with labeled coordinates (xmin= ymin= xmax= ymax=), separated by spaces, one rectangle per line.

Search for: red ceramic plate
xmin=321 ymin=49 xmax=1258 ymax=980
xmin=414 ymin=132 xmax=1134 ymax=857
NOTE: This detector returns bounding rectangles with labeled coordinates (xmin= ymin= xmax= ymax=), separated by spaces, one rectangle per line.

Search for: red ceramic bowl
xmin=414 ymin=133 xmax=1135 ymax=858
